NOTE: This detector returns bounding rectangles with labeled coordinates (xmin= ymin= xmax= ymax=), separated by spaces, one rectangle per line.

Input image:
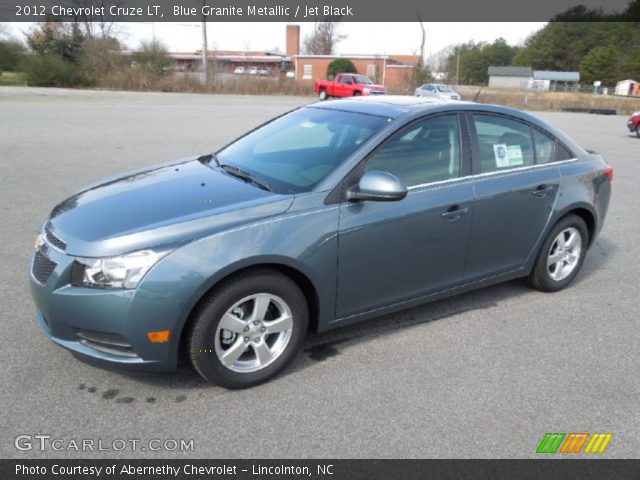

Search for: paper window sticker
xmin=493 ymin=144 xmax=510 ymax=168
xmin=506 ymin=145 xmax=524 ymax=166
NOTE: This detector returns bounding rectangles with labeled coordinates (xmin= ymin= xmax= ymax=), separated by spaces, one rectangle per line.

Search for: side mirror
xmin=347 ymin=170 xmax=408 ymax=202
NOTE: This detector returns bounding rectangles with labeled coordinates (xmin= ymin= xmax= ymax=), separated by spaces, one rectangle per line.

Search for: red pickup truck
xmin=315 ymin=73 xmax=386 ymax=100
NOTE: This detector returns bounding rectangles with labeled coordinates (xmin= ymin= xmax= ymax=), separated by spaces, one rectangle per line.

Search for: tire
xmin=636 ymin=124 xmax=640 ymax=138
xmin=319 ymin=89 xmax=328 ymax=101
xmin=528 ymin=214 xmax=589 ymax=292
xmin=354 ymin=91 xmax=362 ymax=96
xmin=187 ymin=269 xmax=309 ymax=388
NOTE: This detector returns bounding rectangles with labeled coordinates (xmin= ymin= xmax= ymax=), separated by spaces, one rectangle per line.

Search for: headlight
xmin=34 ymin=233 xmax=45 ymax=251
xmin=72 ymin=249 xmax=170 ymax=289
xmin=363 ymin=87 xmax=371 ymax=94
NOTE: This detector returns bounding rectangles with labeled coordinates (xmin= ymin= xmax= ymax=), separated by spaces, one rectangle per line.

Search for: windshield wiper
xmin=220 ymin=164 xmax=272 ymax=192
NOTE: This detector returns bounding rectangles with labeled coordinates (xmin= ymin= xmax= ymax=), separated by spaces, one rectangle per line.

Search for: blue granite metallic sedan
xmin=30 ymin=97 xmax=612 ymax=388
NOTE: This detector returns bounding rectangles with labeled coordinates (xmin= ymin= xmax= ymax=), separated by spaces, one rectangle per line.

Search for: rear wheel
xmin=188 ymin=270 xmax=308 ymax=388
xmin=319 ymin=89 xmax=328 ymax=101
xmin=354 ymin=91 xmax=362 ymax=96
xmin=528 ymin=214 xmax=589 ymax=292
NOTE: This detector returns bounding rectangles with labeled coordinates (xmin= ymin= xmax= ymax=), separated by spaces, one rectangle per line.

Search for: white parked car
xmin=247 ymin=67 xmax=258 ymax=75
xmin=258 ymin=68 xmax=270 ymax=76
xmin=233 ymin=66 xmax=246 ymax=75
xmin=415 ymin=83 xmax=461 ymax=101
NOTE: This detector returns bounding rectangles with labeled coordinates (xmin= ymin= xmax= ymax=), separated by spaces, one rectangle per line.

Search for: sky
xmin=5 ymin=22 xmax=546 ymax=60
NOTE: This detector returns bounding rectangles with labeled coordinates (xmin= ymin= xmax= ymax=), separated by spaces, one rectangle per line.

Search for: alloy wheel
xmin=547 ymin=227 xmax=582 ymax=281
xmin=214 ymin=293 xmax=293 ymax=373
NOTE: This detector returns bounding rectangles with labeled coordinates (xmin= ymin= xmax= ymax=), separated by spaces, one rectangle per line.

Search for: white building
xmin=488 ymin=66 xmax=532 ymax=89
xmin=615 ymin=79 xmax=638 ymax=96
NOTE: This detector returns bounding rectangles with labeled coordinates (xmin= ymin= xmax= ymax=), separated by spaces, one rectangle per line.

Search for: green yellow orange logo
xmin=537 ymin=433 xmax=613 ymax=454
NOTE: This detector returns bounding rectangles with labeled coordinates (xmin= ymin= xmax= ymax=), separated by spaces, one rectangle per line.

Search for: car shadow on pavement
xmin=84 ymin=236 xmax=615 ymax=392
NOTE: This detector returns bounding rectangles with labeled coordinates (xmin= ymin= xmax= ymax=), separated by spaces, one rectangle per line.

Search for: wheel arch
xmin=177 ymin=258 xmax=321 ymax=362
xmin=556 ymin=204 xmax=596 ymax=247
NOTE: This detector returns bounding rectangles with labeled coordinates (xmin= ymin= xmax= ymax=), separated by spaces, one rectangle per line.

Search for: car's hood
xmin=46 ymin=159 xmax=293 ymax=257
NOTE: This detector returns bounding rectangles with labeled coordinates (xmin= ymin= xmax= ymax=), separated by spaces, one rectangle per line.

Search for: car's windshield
xmin=436 ymin=85 xmax=452 ymax=92
xmin=216 ymin=107 xmax=389 ymax=193
xmin=354 ymin=75 xmax=374 ymax=85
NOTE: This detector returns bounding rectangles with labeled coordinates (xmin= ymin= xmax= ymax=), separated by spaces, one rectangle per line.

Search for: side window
xmin=473 ymin=114 xmax=534 ymax=173
xmin=532 ymin=128 xmax=556 ymax=164
xmin=532 ymin=128 xmax=575 ymax=163
xmin=556 ymin=142 xmax=574 ymax=161
xmin=365 ymin=114 xmax=461 ymax=187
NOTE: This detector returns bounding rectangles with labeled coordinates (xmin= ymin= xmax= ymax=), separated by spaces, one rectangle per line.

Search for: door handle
xmin=441 ymin=206 xmax=469 ymax=221
xmin=531 ymin=184 xmax=554 ymax=197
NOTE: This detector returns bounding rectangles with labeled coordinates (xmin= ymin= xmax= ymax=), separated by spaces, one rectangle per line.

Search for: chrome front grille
xmin=44 ymin=225 xmax=67 ymax=251
xmin=32 ymin=251 xmax=57 ymax=285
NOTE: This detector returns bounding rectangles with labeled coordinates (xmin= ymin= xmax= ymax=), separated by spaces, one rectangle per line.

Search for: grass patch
xmin=0 ymin=71 xmax=26 ymax=86
xmin=457 ymin=86 xmax=640 ymax=115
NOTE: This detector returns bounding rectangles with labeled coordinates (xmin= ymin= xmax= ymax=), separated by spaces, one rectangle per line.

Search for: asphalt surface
xmin=0 ymin=87 xmax=638 ymax=459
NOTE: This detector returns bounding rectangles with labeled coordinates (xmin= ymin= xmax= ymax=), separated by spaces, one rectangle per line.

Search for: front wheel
xmin=528 ymin=214 xmax=589 ymax=292
xmin=319 ymin=89 xmax=328 ymax=101
xmin=188 ymin=270 xmax=309 ymax=388
xmin=636 ymin=124 xmax=640 ymax=138
xmin=353 ymin=91 xmax=362 ymax=96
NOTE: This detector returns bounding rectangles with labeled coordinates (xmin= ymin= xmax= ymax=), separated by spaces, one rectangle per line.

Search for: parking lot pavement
xmin=0 ymin=88 xmax=638 ymax=459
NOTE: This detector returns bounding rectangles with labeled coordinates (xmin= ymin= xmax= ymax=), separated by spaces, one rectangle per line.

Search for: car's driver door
xmin=336 ymin=113 xmax=474 ymax=318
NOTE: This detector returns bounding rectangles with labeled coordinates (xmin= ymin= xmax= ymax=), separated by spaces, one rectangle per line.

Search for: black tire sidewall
xmin=188 ymin=271 xmax=308 ymax=388
xmin=530 ymin=215 xmax=589 ymax=292
xmin=636 ymin=125 xmax=640 ymax=138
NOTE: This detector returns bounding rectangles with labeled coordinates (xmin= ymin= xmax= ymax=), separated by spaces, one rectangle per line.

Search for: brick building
xmin=120 ymin=25 xmax=419 ymax=92
xmin=286 ymin=25 xmax=419 ymax=93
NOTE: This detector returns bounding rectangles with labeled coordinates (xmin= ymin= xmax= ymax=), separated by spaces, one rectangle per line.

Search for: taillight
xmin=604 ymin=165 xmax=614 ymax=183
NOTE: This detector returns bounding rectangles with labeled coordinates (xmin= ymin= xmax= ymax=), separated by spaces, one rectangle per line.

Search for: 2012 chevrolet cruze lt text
xmin=30 ymin=97 xmax=612 ymax=388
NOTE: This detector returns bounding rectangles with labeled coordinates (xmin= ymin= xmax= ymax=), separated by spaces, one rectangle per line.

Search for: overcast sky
xmin=5 ymin=22 xmax=547 ymax=58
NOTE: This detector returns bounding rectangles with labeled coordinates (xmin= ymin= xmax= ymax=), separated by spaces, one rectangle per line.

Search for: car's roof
xmin=309 ymin=95 xmax=473 ymax=118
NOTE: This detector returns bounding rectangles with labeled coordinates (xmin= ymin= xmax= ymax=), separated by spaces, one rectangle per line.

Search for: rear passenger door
xmin=465 ymin=113 xmax=561 ymax=280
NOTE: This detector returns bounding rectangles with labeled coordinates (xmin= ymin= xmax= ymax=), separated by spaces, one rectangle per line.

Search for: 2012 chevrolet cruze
xmin=30 ymin=97 xmax=612 ymax=388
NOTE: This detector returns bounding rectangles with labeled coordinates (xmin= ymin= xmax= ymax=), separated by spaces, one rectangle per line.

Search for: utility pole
xmin=201 ymin=2 xmax=208 ymax=83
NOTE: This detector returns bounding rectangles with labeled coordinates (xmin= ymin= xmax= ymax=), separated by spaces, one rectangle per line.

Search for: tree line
xmin=438 ymin=1 xmax=639 ymax=86
xmin=0 ymin=22 xmax=172 ymax=87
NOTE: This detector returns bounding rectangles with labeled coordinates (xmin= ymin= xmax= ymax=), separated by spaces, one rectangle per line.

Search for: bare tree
xmin=303 ymin=22 xmax=346 ymax=55
xmin=411 ymin=16 xmax=433 ymax=87
xmin=416 ymin=14 xmax=426 ymax=68
xmin=69 ymin=0 xmax=123 ymax=39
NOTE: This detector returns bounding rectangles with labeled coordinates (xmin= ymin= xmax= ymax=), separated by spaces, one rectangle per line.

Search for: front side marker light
xmin=147 ymin=330 xmax=172 ymax=343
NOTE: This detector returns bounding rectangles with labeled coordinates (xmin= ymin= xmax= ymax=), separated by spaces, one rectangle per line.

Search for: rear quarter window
xmin=555 ymin=142 xmax=574 ymax=161
xmin=532 ymin=127 xmax=575 ymax=164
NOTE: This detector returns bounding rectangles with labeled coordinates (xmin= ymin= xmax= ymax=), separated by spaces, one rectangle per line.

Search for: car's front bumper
xmin=627 ymin=120 xmax=638 ymax=132
xmin=29 ymin=244 xmax=184 ymax=372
